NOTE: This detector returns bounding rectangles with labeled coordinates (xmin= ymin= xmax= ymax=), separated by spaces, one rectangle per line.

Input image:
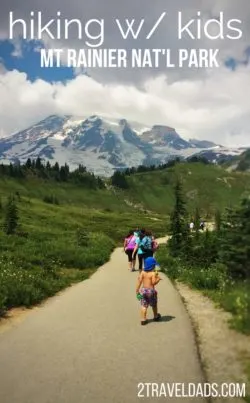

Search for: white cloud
xmin=10 ymin=37 xmax=23 ymax=57
xmin=0 ymin=60 xmax=7 ymax=74
xmin=0 ymin=70 xmax=57 ymax=135
xmin=0 ymin=65 xmax=249 ymax=146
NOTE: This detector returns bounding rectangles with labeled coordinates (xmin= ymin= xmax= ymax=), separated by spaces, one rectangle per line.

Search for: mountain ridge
xmin=0 ymin=114 xmax=247 ymax=176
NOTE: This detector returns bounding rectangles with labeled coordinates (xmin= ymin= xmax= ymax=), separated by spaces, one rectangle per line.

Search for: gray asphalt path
xmin=0 ymin=246 xmax=206 ymax=403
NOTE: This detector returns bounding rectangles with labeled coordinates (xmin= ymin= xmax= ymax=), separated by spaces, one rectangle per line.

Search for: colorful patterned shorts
xmin=140 ymin=288 xmax=158 ymax=308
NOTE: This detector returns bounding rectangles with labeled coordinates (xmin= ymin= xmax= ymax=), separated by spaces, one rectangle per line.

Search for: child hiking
xmin=136 ymin=257 xmax=162 ymax=325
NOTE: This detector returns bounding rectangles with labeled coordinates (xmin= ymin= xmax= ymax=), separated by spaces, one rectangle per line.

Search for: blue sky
xmin=225 ymin=46 xmax=250 ymax=70
xmin=1 ymin=37 xmax=249 ymax=83
xmin=0 ymin=39 xmax=75 ymax=82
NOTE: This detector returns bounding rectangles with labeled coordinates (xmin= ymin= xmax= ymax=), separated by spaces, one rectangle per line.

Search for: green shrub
xmin=0 ymin=261 xmax=70 ymax=309
xmin=3 ymin=196 xmax=19 ymax=235
xmin=0 ymin=291 xmax=7 ymax=315
xmin=157 ymin=247 xmax=250 ymax=334
xmin=76 ymin=228 xmax=89 ymax=247
xmin=219 ymin=283 xmax=250 ymax=334
xmin=0 ymin=231 xmax=115 ymax=314
xmin=43 ymin=195 xmax=59 ymax=205
xmin=181 ymin=265 xmax=227 ymax=290
xmin=156 ymin=248 xmax=183 ymax=279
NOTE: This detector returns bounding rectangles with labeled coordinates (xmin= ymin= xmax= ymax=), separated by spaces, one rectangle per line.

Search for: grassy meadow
xmin=124 ymin=162 xmax=250 ymax=216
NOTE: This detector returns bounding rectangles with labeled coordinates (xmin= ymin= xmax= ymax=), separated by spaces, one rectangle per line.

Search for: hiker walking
xmin=200 ymin=221 xmax=205 ymax=231
xmin=134 ymin=227 xmax=140 ymax=237
xmin=124 ymin=230 xmax=137 ymax=272
xmin=132 ymin=229 xmax=154 ymax=271
xmin=132 ymin=229 xmax=146 ymax=272
xmin=149 ymin=231 xmax=159 ymax=256
xmin=189 ymin=221 xmax=194 ymax=231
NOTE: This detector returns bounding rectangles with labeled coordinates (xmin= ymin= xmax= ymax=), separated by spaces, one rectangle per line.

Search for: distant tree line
xmin=0 ymin=158 xmax=105 ymax=189
xmin=110 ymin=156 xmax=210 ymax=189
xmin=117 ymin=156 xmax=210 ymax=177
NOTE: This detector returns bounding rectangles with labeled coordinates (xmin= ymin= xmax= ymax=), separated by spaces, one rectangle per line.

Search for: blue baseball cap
xmin=144 ymin=257 xmax=160 ymax=272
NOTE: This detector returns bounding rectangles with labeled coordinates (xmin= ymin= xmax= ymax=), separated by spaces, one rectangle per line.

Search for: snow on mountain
xmin=188 ymin=139 xmax=219 ymax=149
xmin=194 ymin=147 xmax=248 ymax=164
xmin=0 ymin=114 xmax=244 ymax=176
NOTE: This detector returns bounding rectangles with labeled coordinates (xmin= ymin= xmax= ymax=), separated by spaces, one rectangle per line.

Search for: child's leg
xmin=151 ymin=291 xmax=160 ymax=319
xmin=141 ymin=306 xmax=147 ymax=321
xmin=152 ymin=304 xmax=158 ymax=318
xmin=138 ymin=255 xmax=143 ymax=271
xmin=140 ymin=291 xmax=149 ymax=324
xmin=132 ymin=253 xmax=136 ymax=270
xmin=127 ymin=250 xmax=133 ymax=270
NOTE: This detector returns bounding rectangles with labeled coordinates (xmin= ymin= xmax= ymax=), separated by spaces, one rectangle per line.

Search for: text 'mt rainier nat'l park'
xmin=0 ymin=1 xmax=250 ymax=403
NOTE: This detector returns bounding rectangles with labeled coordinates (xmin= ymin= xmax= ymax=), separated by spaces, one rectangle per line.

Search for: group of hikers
xmin=189 ymin=220 xmax=205 ymax=231
xmin=123 ymin=228 xmax=161 ymax=325
xmin=123 ymin=228 xmax=159 ymax=272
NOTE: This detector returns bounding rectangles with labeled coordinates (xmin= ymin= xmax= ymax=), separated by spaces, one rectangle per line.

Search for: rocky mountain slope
xmin=0 ymin=115 xmax=246 ymax=176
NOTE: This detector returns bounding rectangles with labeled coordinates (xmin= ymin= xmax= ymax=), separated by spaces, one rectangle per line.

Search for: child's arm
xmin=152 ymin=272 xmax=162 ymax=286
xmin=132 ymin=243 xmax=138 ymax=259
xmin=136 ymin=272 xmax=144 ymax=294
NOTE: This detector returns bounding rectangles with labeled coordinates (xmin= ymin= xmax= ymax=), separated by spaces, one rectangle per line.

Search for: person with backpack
xmin=143 ymin=230 xmax=154 ymax=258
xmin=124 ymin=230 xmax=137 ymax=271
xmin=134 ymin=227 xmax=140 ymax=237
xmin=149 ymin=231 xmax=159 ymax=256
xmin=132 ymin=229 xmax=153 ymax=272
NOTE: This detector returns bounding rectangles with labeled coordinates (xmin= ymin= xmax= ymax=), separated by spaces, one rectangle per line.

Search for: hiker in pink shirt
xmin=124 ymin=230 xmax=137 ymax=272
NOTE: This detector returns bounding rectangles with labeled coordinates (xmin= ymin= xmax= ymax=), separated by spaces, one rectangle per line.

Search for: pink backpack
xmin=125 ymin=235 xmax=137 ymax=250
xmin=152 ymin=239 xmax=159 ymax=251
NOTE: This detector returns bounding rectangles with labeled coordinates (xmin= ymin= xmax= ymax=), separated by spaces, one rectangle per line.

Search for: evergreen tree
xmin=64 ymin=163 xmax=70 ymax=175
xmin=220 ymin=198 xmax=250 ymax=279
xmin=9 ymin=163 xmax=14 ymax=177
xmin=35 ymin=157 xmax=42 ymax=170
xmin=201 ymin=230 xmax=219 ymax=268
xmin=77 ymin=164 xmax=86 ymax=174
xmin=4 ymin=196 xmax=19 ymax=235
xmin=53 ymin=162 xmax=60 ymax=172
xmin=26 ymin=158 xmax=32 ymax=169
xmin=168 ymin=179 xmax=189 ymax=256
xmin=59 ymin=166 xmax=68 ymax=181
xmin=215 ymin=209 xmax=222 ymax=232
xmin=0 ymin=164 xmax=4 ymax=176
xmin=111 ymin=171 xmax=129 ymax=189
xmin=194 ymin=206 xmax=201 ymax=235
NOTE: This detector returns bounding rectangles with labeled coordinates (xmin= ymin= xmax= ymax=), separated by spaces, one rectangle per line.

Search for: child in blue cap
xmin=135 ymin=257 xmax=162 ymax=325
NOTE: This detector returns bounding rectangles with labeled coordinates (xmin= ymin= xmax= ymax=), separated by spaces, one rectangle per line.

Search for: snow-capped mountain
xmin=0 ymin=115 xmax=245 ymax=176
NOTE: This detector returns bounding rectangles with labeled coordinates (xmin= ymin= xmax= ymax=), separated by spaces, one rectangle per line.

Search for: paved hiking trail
xmin=0 ymin=241 xmax=207 ymax=403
